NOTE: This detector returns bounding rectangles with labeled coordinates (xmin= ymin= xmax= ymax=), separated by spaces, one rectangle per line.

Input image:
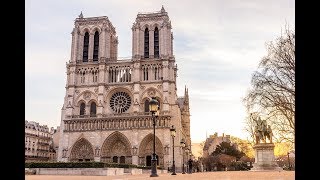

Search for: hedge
xmin=25 ymin=162 xmax=105 ymax=168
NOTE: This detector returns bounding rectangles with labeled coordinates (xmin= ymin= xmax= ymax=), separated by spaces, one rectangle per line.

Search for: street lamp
xmin=180 ymin=138 xmax=186 ymax=174
xmin=170 ymin=125 xmax=177 ymax=175
xmin=149 ymin=97 xmax=159 ymax=177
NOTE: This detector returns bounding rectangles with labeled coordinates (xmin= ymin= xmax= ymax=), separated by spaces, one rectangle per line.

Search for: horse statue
xmin=252 ymin=115 xmax=273 ymax=144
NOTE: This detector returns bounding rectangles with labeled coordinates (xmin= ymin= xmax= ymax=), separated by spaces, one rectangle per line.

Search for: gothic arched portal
xmin=101 ymin=131 xmax=132 ymax=164
xmin=69 ymin=138 xmax=94 ymax=162
xmin=138 ymin=133 xmax=164 ymax=167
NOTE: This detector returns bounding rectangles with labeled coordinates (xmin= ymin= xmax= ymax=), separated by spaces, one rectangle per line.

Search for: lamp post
xmin=287 ymin=152 xmax=291 ymax=170
xmin=180 ymin=139 xmax=186 ymax=174
xmin=149 ymin=97 xmax=159 ymax=177
xmin=170 ymin=125 xmax=177 ymax=175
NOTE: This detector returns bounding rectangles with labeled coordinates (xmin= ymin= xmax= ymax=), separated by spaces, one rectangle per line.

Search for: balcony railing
xmin=68 ymin=111 xmax=170 ymax=119
xmin=37 ymin=142 xmax=50 ymax=146
xmin=63 ymin=112 xmax=172 ymax=132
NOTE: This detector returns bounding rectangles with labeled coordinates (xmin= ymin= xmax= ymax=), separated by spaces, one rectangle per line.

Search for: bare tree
xmin=243 ymin=25 xmax=295 ymax=146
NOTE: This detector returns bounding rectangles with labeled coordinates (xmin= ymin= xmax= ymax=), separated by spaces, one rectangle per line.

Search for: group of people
xmin=168 ymin=159 xmax=194 ymax=173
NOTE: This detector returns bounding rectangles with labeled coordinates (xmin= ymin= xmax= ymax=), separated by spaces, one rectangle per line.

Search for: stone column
xmin=88 ymin=32 xmax=94 ymax=61
xmin=149 ymin=29 xmax=154 ymax=58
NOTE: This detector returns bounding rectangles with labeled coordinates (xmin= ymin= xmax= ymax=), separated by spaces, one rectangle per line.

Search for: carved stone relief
xmin=84 ymin=92 xmax=91 ymax=100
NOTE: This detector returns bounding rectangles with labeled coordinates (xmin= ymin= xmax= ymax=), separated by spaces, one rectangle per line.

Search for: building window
xmin=90 ymin=102 xmax=96 ymax=117
xmin=92 ymin=71 xmax=98 ymax=83
xmin=109 ymin=92 xmax=131 ymax=113
xmin=154 ymin=67 xmax=159 ymax=80
xmin=143 ymin=66 xmax=148 ymax=81
xmin=93 ymin=31 xmax=99 ymax=61
xmin=83 ymin=32 xmax=89 ymax=62
xmin=80 ymin=103 xmax=86 ymax=116
xmin=120 ymin=156 xmax=125 ymax=164
xmin=144 ymin=99 xmax=149 ymax=112
xmin=144 ymin=28 xmax=149 ymax=58
xmin=154 ymin=27 xmax=159 ymax=58
xmin=113 ymin=156 xmax=118 ymax=163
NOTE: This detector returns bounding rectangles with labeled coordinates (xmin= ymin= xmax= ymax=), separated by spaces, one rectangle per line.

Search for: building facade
xmin=202 ymin=133 xmax=231 ymax=159
xmin=57 ymin=7 xmax=191 ymax=171
xmin=25 ymin=120 xmax=56 ymax=162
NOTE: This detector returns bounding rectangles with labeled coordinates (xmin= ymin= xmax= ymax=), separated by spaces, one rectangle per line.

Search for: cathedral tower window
xmin=83 ymin=32 xmax=89 ymax=62
xmin=80 ymin=103 xmax=86 ymax=116
xmin=144 ymin=28 xmax=149 ymax=58
xmin=93 ymin=31 xmax=99 ymax=61
xmin=154 ymin=27 xmax=159 ymax=58
xmin=90 ymin=102 xmax=96 ymax=117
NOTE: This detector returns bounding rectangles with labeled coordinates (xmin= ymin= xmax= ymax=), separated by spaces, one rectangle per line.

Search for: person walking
xmin=188 ymin=159 xmax=193 ymax=174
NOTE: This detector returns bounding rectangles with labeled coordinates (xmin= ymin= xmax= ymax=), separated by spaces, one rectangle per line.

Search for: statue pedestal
xmin=250 ymin=143 xmax=282 ymax=171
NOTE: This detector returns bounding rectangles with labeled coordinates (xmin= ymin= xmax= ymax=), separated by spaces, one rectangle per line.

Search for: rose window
xmin=110 ymin=92 xmax=131 ymax=113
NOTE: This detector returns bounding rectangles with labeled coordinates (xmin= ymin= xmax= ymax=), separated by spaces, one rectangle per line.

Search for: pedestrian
xmin=188 ymin=159 xmax=193 ymax=174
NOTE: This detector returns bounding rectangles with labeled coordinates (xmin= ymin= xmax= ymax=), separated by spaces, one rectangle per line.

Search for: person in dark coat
xmin=188 ymin=159 xmax=193 ymax=174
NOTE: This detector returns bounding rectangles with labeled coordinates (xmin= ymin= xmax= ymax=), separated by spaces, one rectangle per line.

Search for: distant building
xmin=25 ymin=120 xmax=56 ymax=162
xmin=202 ymin=132 xmax=231 ymax=158
xmin=52 ymin=126 xmax=60 ymax=154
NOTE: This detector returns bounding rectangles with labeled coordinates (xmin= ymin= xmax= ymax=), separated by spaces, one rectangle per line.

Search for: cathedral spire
xmin=184 ymin=85 xmax=189 ymax=104
xmin=79 ymin=11 xmax=83 ymax=18
xmin=161 ymin=5 xmax=166 ymax=13
xmin=184 ymin=85 xmax=187 ymax=96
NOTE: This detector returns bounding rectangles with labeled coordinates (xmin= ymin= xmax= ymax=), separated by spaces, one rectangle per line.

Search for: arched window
xmin=154 ymin=27 xmax=159 ymax=58
xmin=83 ymin=32 xmax=89 ymax=62
xmin=90 ymin=102 xmax=96 ymax=117
xmin=144 ymin=28 xmax=149 ymax=58
xmin=144 ymin=99 xmax=149 ymax=112
xmin=80 ymin=103 xmax=86 ymax=116
xmin=93 ymin=31 xmax=99 ymax=61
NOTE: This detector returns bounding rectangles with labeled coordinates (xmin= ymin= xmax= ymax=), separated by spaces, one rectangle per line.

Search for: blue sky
xmin=25 ymin=0 xmax=295 ymax=142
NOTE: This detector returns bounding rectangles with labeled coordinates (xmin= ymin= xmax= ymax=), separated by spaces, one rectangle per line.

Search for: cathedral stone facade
xmin=57 ymin=7 xmax=191 ymax=171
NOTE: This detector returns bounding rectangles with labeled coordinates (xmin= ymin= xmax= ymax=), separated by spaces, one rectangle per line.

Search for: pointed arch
xmin=90 ymin=101 xmax=96 ymax=117
xmin=154 ymin=27 xmax=159 ymax=58
xmin=144 ymin=27 xmax=149 ymax=58
xmin=69 ymin=138 xmax=94 ymax=161
xmin=101 ymin=131 xmax=132 ymax=163
xmin=138 ymin=133 xmax=164 ymax=166
xmin=93 ymin=31 xmax=99 ymax=61
xmin=138 ymin=133 xmax=164 ymax=156
xmin=83 ymin=32 xmax=89 ymax=62
xmin=80 ymin=102 xmax=86 ymax=116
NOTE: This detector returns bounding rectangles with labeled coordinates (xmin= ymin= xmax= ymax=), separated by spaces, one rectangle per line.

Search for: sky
xmin=25 ymin=0 xmax=295 ymax=143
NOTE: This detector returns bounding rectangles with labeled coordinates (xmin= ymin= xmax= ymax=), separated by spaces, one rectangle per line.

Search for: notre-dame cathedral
xmin=57 ymin=6 xmax=191 ymax=171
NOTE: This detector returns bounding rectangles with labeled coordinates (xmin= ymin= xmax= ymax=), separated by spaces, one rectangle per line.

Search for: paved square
xmin=26 ymin=171 xmax=294 ymax=180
